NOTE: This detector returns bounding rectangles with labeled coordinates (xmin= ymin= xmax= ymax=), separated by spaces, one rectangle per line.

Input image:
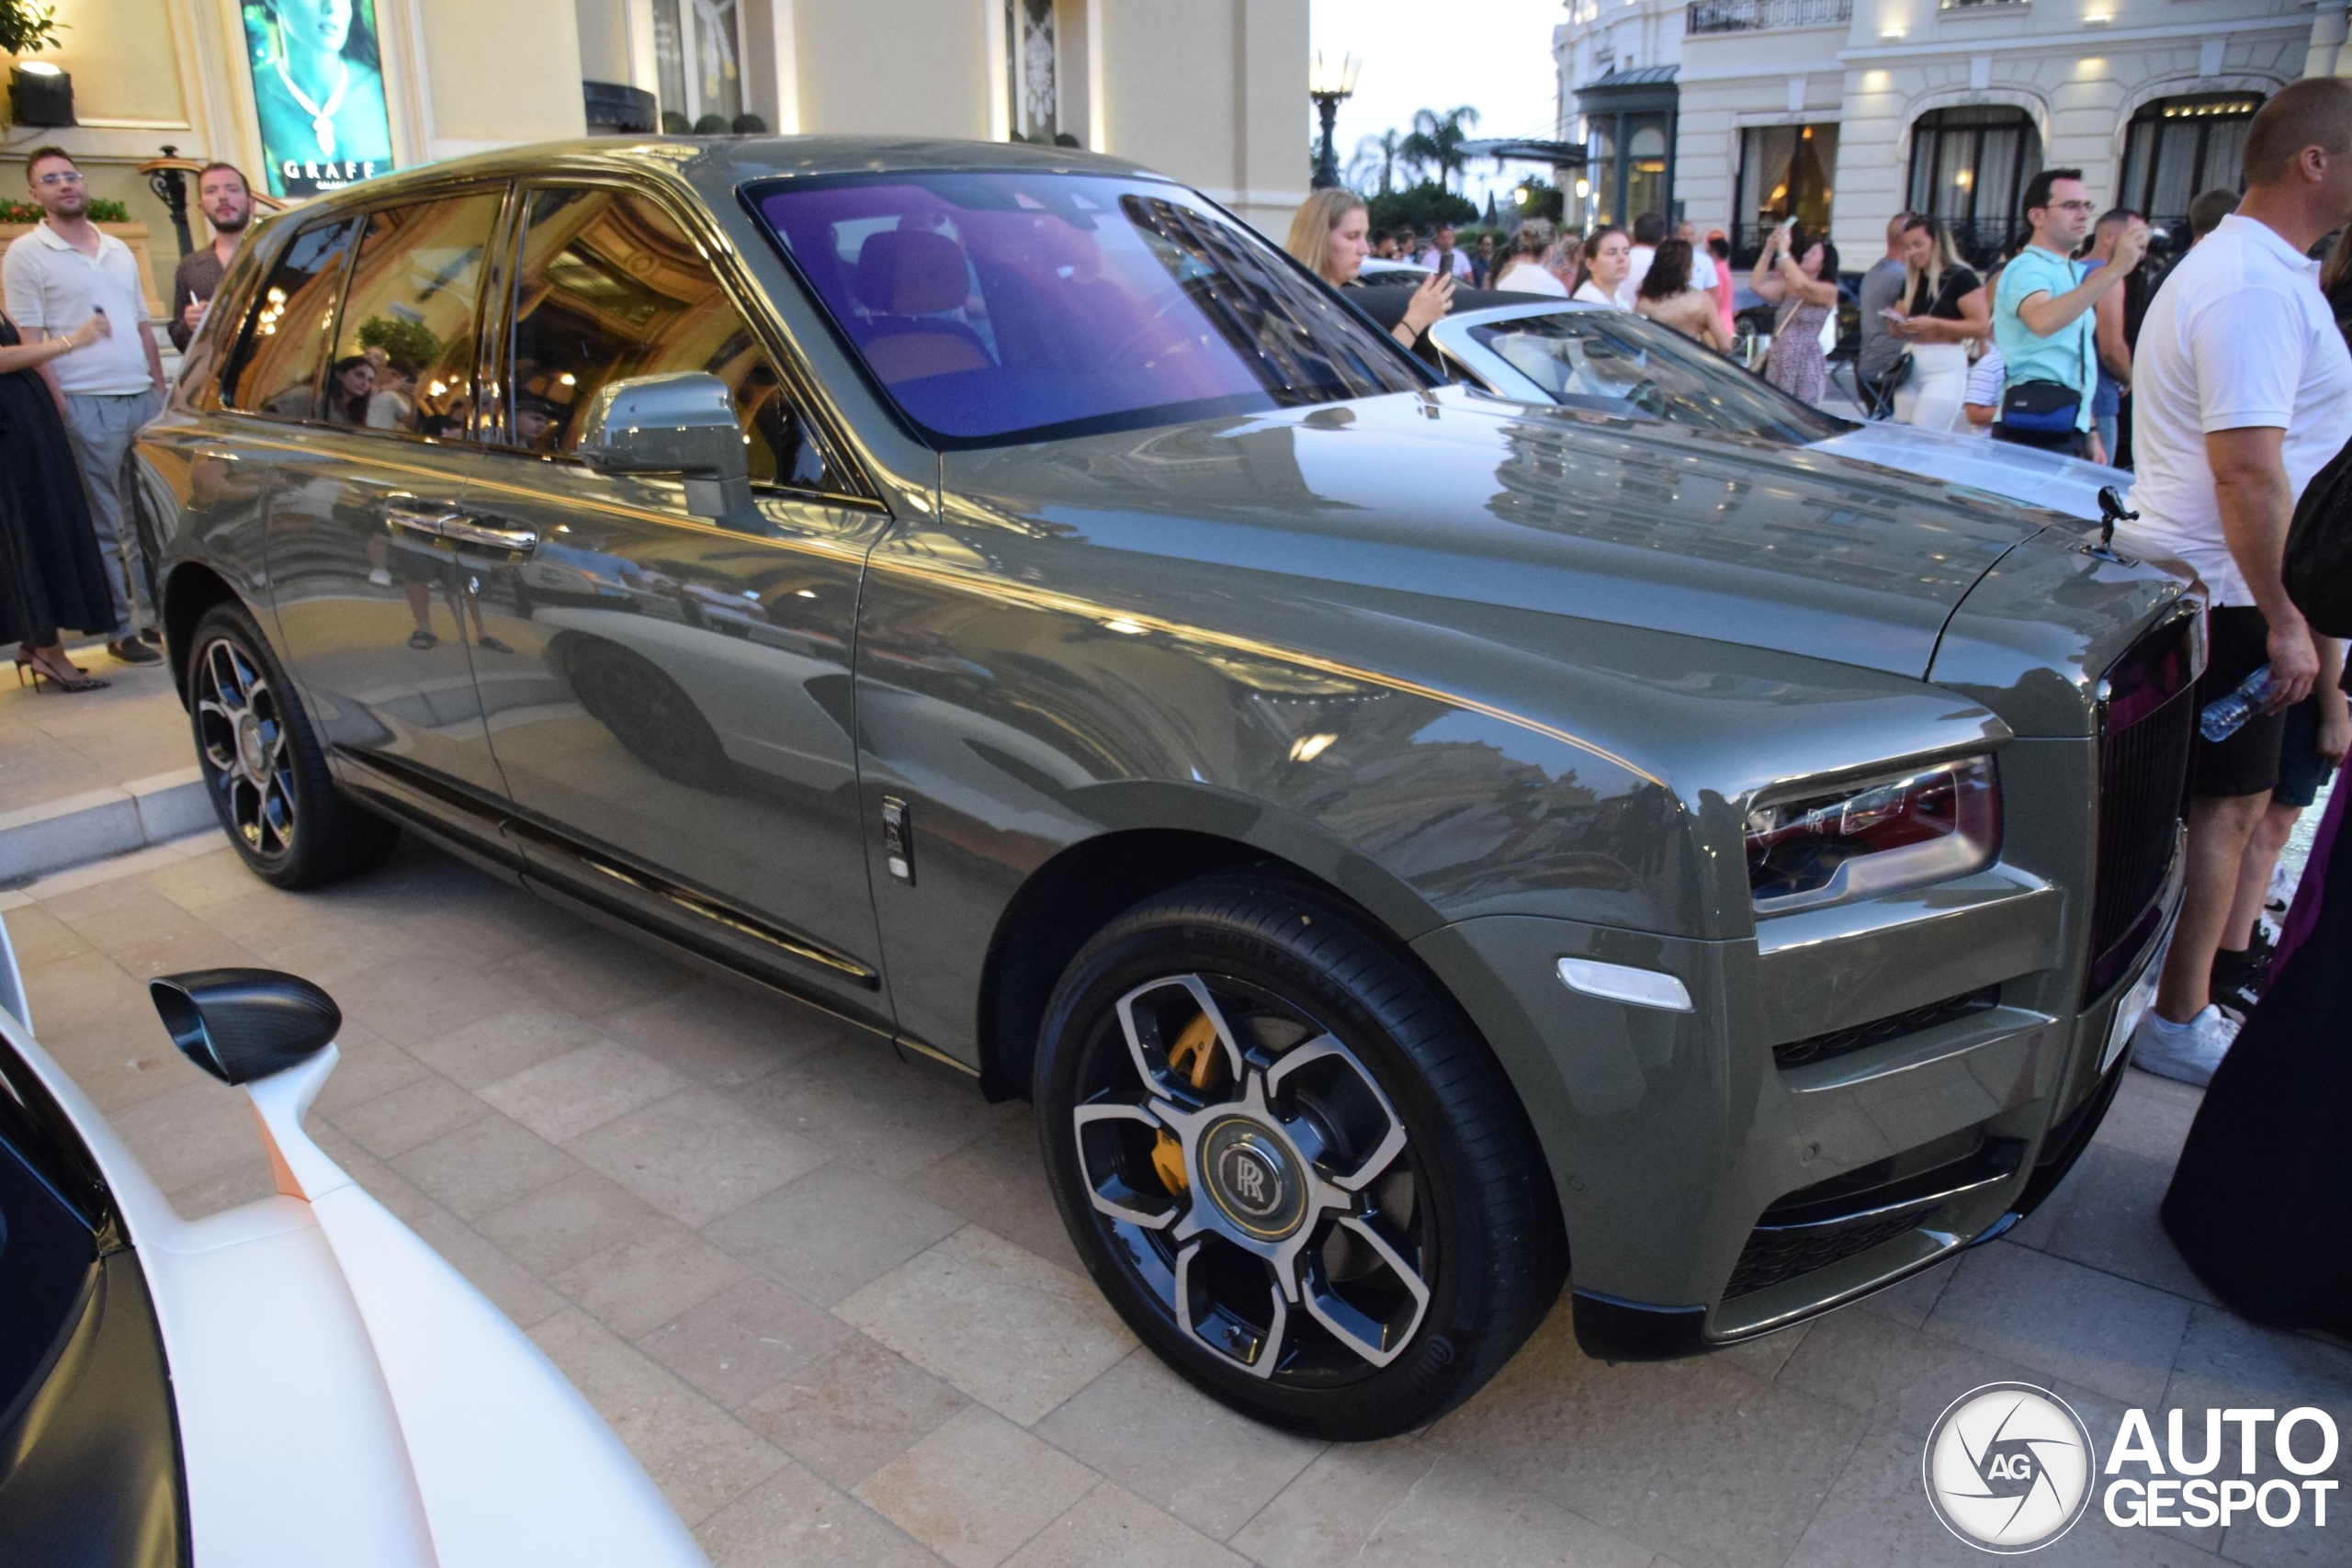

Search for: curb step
xmin=0 ymin=768 xmax=214 ymax=886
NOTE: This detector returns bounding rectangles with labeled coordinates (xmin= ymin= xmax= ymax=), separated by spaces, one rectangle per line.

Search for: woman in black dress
xmin=2161 ymin=705 xmax=2351 ymax=1337
xmin=0 ymin=309 xmax=118 ymax=692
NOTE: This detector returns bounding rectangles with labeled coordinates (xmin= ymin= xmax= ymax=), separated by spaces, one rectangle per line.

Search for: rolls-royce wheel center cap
xmin=1199 ymin=1117 xmax=1307 ymax=1240
xmin=236 ymin=713 xmax=268 ymax=775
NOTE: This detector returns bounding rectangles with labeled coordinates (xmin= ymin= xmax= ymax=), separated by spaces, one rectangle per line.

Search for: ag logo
xmin=1923 ymin=1382 xmax=2098 ymax=1552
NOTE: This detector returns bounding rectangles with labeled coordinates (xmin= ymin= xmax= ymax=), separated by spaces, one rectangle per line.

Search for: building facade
xmin=3 ymin=0 xmax=1310 ymax=307
xmin=1557 ymin=0 xmax=2345 ymax=264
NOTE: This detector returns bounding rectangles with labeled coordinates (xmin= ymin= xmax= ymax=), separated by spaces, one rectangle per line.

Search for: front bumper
xmin=1411 ymin=842 xmax=2180 ymax=1363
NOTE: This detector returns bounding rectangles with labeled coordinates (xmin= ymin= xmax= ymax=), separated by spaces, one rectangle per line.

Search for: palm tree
xmin=1399 ymin=106 xmax=1481 ymax=194
xmin=1349 ymin=129 xmax=1405 ymax=196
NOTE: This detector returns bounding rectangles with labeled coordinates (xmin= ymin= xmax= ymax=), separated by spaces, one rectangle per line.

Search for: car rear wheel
xmin=188 ymin=602 xmax=398 ymax=889
xmin=1035 ymin=874 xmax=1566 ymax=1438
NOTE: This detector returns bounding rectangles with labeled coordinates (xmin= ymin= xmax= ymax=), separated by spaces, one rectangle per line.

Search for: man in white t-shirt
xmin=1674 ymin=220 xmax=1721 ymax=303
xmin=2115 ymin=77 xmax=2352 ymax=1084
xmin=1 ymin=147 xmax=168 ymax=663
xmin=1618 ymin=212 xmax=1667 ymax=310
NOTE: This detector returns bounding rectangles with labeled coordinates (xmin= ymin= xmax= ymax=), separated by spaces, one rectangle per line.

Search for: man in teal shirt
xmin=1992 ymin=167 xmax=2147 ymax=461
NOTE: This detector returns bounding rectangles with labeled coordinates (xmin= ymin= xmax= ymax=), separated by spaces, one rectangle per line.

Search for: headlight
xmin=1746 ymin=756 xmax=2002 ymax=913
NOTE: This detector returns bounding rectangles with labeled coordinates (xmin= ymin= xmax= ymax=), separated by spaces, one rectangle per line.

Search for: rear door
xmin=451 ymin=182 xmax=896 ymax=1022
xmin=260 ymin=186 xmax=511 ymax=824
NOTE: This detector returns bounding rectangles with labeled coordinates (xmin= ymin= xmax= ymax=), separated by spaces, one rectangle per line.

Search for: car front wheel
xmin=1036 ymin=874 xmax=1566 ymax=1439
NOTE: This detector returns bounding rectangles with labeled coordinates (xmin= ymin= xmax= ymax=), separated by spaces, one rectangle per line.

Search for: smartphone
xmin=1879 ymin=307 xmax=1907 ymax=324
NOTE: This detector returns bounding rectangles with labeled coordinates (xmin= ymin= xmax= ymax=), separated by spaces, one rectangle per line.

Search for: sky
xmin=1309 ymin=0 xmax=1566 ymax=212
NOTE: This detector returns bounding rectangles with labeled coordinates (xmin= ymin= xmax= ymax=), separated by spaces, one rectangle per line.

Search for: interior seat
xmin=854 ymin=230 xmax=991 ymax=386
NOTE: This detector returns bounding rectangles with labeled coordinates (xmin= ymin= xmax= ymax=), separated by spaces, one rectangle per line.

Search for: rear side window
xmin=222 ymin=216 xmax=360 ymax=418
xmin=329 ymin=192 xmax=504 ymax=440
xmin=503 ymin=186 xmax=840 ymax=491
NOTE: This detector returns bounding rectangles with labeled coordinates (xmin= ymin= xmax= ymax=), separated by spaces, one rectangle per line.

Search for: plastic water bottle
xmin=2199 ymin=664 xmax=2276 ymax=742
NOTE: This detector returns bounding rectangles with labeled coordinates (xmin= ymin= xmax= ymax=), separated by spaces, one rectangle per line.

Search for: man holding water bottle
xmin=167 ymin=163 xmax=252 ymax=354
xmin=2116 ymin=78 xmax=2352 ymax=1084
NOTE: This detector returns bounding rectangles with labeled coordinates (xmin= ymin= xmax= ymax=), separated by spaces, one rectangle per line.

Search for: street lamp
xmin=1309 ymin=51 xmax=1361 ymax=190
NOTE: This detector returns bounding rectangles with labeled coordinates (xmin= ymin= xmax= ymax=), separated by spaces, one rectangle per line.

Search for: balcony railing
xmin=1939 ymin=0 xmax=2030 ymax=9
xmin=1687 ymin=0 xmax=1852 ymax=33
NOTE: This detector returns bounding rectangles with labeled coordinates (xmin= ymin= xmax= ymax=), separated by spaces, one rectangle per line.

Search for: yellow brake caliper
xmin=1151 ymin=1011 xmax=1226 ymax=1194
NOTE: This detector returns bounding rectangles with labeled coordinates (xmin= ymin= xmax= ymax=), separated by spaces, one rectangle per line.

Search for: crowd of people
xmin=0 ymin=147 xmax=260 ymax=694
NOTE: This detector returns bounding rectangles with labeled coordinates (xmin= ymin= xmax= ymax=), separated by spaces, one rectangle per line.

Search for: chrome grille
xmin=2086 ymin=614 xmax=2197 ymax=998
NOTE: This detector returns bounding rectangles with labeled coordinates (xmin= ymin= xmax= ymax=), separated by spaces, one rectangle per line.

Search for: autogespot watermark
xmin=1922 ymin=1382 xmax=2342 ymax=1554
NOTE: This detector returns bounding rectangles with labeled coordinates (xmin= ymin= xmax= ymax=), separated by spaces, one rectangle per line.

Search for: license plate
xmin=2100 ymin=933 xmax=2169 ymax=1072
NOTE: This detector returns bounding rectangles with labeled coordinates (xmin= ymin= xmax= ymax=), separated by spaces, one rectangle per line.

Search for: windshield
xmin=752 ymin=172 xmax=1428 ymax=447
xmin=1462 ymin=310 xmax=1847 ymax=445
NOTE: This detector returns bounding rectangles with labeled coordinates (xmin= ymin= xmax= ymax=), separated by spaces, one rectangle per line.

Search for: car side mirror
xmin=150 ymin=968 xmax=342 ymax=1086
xmin=576 ymin=371 xmax=754 ymax=521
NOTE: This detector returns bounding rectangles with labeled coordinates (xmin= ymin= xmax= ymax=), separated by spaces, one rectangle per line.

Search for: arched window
xmin=2119 ymin=94 xmax=2263 ymax=233
xmin=1906 ymin=107 xmax=2041 ymax=265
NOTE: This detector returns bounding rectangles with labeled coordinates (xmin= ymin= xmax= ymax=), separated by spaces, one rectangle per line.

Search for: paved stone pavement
xmin=6 ymin=831 xmax=2347 ymax=1568
xmin=0 ymin=640 xmax=185 ymax=815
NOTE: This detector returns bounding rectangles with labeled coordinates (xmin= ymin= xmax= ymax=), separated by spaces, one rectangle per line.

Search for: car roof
xmin=279 ymin=134 xmax=1168 ymax=216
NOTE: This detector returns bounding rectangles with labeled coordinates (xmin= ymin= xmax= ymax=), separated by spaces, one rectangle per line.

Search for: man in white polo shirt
xmin=2117 ymin=77 xmax=2352 ymax=1084
xmin=2 ymin=146 xmax=168 ymax=665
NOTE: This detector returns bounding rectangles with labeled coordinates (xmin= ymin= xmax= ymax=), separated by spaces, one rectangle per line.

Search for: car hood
xmin=941 ymin=389 xmax=2050 ymax=680
xmin=1813 ymin=422 xmax=2129 ymax=525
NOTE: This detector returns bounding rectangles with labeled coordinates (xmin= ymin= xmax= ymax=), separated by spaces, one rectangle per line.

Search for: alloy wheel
xmin=1070 ymin=973 xmax=1431 ymax=1383
xmin=194 ymin=636 xmax=297 ymax=861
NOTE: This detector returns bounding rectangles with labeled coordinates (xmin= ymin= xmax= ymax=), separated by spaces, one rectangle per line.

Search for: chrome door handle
xmin=382 ymin=502 xmax=536 ymax=556
xmin=383 ymin=500 xmax=465 ymax=536
xmin=435 ymin=517 xmax=538 ymax=554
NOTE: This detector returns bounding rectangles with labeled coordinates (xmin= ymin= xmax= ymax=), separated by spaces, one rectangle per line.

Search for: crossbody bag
xmin=1998 ymin=271 xmax=2089 ymax=434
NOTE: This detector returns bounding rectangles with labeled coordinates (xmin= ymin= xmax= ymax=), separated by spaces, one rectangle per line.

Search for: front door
xmin=454 ymin=184 xmax=893 ymax=1021
xmin=259 ymin=187 xmax=511 ymax=818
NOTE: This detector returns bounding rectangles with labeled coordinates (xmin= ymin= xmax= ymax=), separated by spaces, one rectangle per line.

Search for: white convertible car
xmin=1374 ymin=292 xmax=2133 ymax=525
xmin=0 ymin=923 xmax=706 ymax=1565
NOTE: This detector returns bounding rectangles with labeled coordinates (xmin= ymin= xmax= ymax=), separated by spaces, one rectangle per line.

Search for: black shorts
xmin=2273 ymin=696 xmax=2337 ymax=809
xmin=2191 ymin=606 xmax=2290 ymax=799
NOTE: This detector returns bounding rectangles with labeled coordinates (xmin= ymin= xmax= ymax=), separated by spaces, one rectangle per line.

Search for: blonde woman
xmin=1284 ymin=189 xmax=1454 ymax=348
xmin=1490 ymin=220 xmax=1567 ymax=297
xmin=1888 ymin=215 xmax=1988 ymax=434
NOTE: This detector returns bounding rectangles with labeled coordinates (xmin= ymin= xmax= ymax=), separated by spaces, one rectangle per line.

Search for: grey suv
xmin=136 ymin=138 xmax=2194 ymax=1438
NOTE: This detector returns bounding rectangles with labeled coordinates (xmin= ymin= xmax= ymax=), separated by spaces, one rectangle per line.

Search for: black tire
xmin=187 ymin=601 xmax=399 ymax=889
xmin=1035 ymin=873 xmax=1566 ymax=1439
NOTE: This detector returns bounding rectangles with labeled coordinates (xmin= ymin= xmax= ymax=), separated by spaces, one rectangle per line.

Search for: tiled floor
xmin=6 ymin=832 xmax=2347 ymax=1568
xmin=0 ymin=638 xmax=187 ymax=812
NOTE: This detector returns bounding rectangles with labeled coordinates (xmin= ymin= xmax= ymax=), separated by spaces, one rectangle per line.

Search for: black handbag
xmin=2285 ymin=429 xmax=2352 ymax=636
xmin=1999 ymin=293 xmax=2088 ymax=435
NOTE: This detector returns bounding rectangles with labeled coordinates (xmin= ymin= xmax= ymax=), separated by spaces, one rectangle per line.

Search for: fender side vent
xmin=1772 ymin=986 xmax=1999 ymax=1069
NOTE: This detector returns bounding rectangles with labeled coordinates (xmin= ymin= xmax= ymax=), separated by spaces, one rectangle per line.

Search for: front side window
xmin=505 ymin=186 xmax=836 ymax=491
xmin=1465 ymin=310 xmax=1846 ymax=444
xmin=222 ymin=215 xmax=359 ymax=417
xmin=330 ymin=191 xmax=503 ymax=439
xmin=752 ymin=172 xmax=1428 ymax=447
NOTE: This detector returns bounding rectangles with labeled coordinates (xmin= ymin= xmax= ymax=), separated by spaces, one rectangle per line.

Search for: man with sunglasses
xmin=1 ymin=147 xmax=167 ymax=665
xmin=1990 ymin=168 xmax=2147 ymax=463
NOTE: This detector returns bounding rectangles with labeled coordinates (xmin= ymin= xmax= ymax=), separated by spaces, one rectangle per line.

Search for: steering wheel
xmin=1623 ymin=378 xmax=1671 ymax=419
xmin=1102 ymin=288 xmax=1207 ymax=368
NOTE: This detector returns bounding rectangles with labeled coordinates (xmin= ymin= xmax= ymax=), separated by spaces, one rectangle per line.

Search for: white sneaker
xmin=367 ymin=568 xmax=394 ymax=587
xmin=2130 ymin=1005 xmax=2238 ymax=1088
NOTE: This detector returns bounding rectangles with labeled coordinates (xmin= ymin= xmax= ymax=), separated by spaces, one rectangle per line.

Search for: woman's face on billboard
xmin=269 ymin=0 xmax=354 ymax=56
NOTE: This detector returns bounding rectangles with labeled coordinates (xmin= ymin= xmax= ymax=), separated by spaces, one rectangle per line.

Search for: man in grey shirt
xmin=2 ymin=147 xmax=168 ymax=663
xmin=1854 ymin=212 xmax=1917 ymax=418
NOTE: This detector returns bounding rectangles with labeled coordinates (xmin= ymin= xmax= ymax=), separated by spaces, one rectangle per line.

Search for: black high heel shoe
xmin=15 ymin=652 xmax=109 ymax=693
